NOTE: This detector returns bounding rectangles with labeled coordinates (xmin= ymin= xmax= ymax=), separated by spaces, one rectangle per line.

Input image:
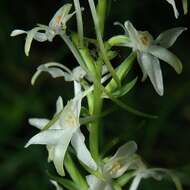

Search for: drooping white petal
xmin=155 ymin=27 xmax=187 ymax=48
xmin=71 ymin=129 xmax=97 ymax=170
xmin=56 ymin=96 xmax=64 ymax=114
xmin=10 ymin=29 xmax=27 ymax=36
xmin=31 ymin=62 xmax=73 ymax=85
xmin=139 ymin=53 xmax=164 ymax=96
xmin=24 ymin=27 xmax=45 ymax=56
xmin=72 ymin=66 xmax=86 ymax=81
xmin=129 ymin=174 xmax=142 ymax=190
xmin=149 ymin=45 xmax=183 ymax=74
xmin=29 ymin=118 xmax=49 ymax=130
xmin=166 ymin=0 xmax=179 ymax=18
xmin=24 ymin=129 xmax=66 ymax=147
xmin=53 ymin=128 xmax=74 ymax=176
xmin=137 ymin=53 xmax=148 ymax=82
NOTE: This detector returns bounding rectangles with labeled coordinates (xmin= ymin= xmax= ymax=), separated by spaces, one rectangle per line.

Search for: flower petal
xmin=105 ymin=141 xmax=138 ymax=178
xmin=124 ymin=21 xmax=139 ymax=47
xmin=129 ymin=174 xmax=142 ymax=190
xmin=34 ymin=32 xmax=48 ymax=42
xmin=29 ymin=118 xmax=49 ymax=130
xmin=24 ymin=129 xmax=67 ymax=147
xmin=56 ymin=96 xmax=64 ymax=114
xmin=86 ymin=175 xmax=107 ymax=190
xmin=24 ymin=27 xmax=45 ymax=56
xmin=10 ymin=29 xmax=27 ymax=36
xmin=71 ymin=129 xmax=97 ymax=170
xmin=149 ymin=45 xmax=183 ymax=74
xmin=155 ymin=27 xmax=187 ymax=48
xmin=166 ymin=0 xmax=179 ymax=18
xmin=53 ymin=128 xmax=74 ymax=176
xmin=137 ymin=54 xmax=148 ymax=82
xmin=139 ymin=53 xmax=164 ymax=96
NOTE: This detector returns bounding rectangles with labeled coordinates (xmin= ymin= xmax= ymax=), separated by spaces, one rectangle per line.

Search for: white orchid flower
xmin=86 ymin=141 xmax=138 ymax=190
xmin=25 ymin=93 xmax=97 ymax=176
xmin=10 ymin=4 xmax=77 ymax=56
xmin=112 ymin=21 xmax=186 ymax=95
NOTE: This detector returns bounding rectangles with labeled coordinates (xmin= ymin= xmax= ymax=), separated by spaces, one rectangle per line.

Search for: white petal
xmin=33 ymin=32 xmax=47 ymax=42
xmin=86 ymin=175 xmax=106 ymax=190
xmin=53 ymin=128 xmax=74 ymax=176
xmin=24 ymin=129 xmax=67 ymax=147
xmin=124 ymin=21 xmax=139 ymax=47
xmin=49 ymin=4 xmax=72 ymax=31
xmin=137 ymin=54 xmax=148 ymax=82
xmin=56 ymin=96 xmax=64 ymax=114
xmin=155 ymin=27 xmax=187 ymax=48
xmin=166 ymin=0 xmax=179 ymax=18
xmin=10 ymin=29 xmax=27 ymax=36
xmin=25 ymin=27 xmax=45 ymax=56
xmin=105 ymin=141 xmax=138 ymax=178
xmin=129 ymin=175 xmax=142 ymax=190
xmin=111 ymin=141 xmax=137 ymax=160
xmin=139 ymin=53 xmax=164 ymax=96
xmin=29 ymin=118 xmax=49 ymax=130
xmin=71 ymin=129 xmax=97 ymax=170
xmin=149 ymin=45 xmax=183 ymax=74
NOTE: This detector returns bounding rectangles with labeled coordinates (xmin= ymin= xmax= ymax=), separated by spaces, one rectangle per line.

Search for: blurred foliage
xmin=0 ymin=0 xmax=190 ymax=190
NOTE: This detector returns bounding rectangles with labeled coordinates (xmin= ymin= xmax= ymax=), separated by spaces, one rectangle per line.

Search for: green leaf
xmin=111 ymin=77 xmax=137 ymax=98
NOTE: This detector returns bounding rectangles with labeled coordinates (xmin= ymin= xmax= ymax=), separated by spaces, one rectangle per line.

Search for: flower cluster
xmin=11 ymin=0 xmax=186 ymax=190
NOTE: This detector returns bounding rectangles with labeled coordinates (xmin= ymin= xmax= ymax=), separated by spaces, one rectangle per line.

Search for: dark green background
xmin=0 ymin=0 xmax=190 ymax=189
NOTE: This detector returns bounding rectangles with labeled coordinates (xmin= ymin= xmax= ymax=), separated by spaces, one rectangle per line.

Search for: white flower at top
xmin=112 ymin=21 xmax=186 ymax=96
xmin=10 ymin=3 xmax=77 ymax=56
xmin=25 ymin=94 xmax=97 ymax=176
xmin=86 ymin=141 xmax=138 ymax=190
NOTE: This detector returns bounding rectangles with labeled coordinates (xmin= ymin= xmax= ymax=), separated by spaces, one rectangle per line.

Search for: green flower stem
xmin=60 ymin=32 xmax=87 ymax=72
xmin=79 ymin=47 xmax=103 ymax=163
xmin=108 ymin=35 xmax=130 ymax=47
xmin=73 ymin=0 xmax=84 ymax=47
xmin=97 ymin=0 xmax=107 ymax=36
xmin=88 ymin=0 xmax=121 ymax=87
xmin=64 ymin=153 xmax=88 ymax=190
xmin=106 ymin=52 xmax=136 ymax=92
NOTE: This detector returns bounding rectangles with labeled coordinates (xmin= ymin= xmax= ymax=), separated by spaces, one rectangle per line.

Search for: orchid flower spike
xmin=86 ymin=141 xmax=138 ymax=190
xmin=10 ymin=3 xmax=77 ymax=56
xmin=25 ymin=95 xmax=97 ymax=176
xmin=111 ymin=21 xmax=186 ymax=96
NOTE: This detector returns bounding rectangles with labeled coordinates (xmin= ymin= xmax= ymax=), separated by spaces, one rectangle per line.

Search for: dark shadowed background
xmin=0 ymin=0 xmax=190 ymax=190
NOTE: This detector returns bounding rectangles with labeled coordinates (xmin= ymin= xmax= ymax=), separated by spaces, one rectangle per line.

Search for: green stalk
xmin=73 ymin=0 xmax=84 ymax=47
xmin=87 ymin=0 xmax=121 ymax=87
xmin=79 ymin=47 xmax=103 ymax=163
xmin=97 ymin=0 xmax=107 ymax=36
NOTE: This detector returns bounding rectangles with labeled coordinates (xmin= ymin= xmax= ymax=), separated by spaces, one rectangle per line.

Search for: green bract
xmin=111 ymin=21 xmax=186 ymax=95
xmin=10 ymin=4 xmax=77 ymax=56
